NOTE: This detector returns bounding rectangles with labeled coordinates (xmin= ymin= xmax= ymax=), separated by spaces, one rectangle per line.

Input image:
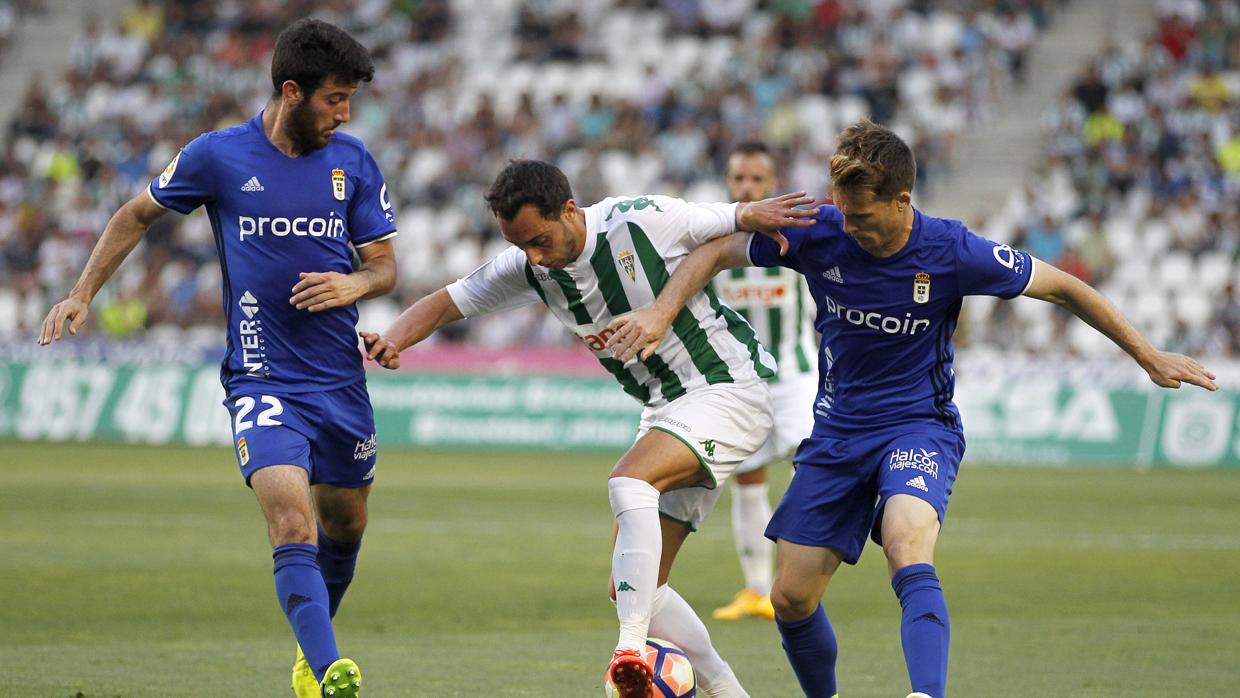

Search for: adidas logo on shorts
xmin=906 ymin=475 xmax=928 ymax=492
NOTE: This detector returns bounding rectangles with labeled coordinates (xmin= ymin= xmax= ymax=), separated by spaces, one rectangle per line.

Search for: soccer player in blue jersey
xmin=605 ymin=120 xmax=1218 ymax=698
xmin=38 ymin=19 xmax=396 ymax=698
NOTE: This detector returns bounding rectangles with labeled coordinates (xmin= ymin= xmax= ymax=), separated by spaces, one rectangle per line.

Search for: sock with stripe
xmin=892 ymin=563 xmax=950 ymax=698
xmin=648 ymin=585 xmax=748 ymax=697
xmin=609 ymin=476 xmax=662 ymax=653
xmin=316 ymin=524 xmax=362 ymax=618
xmin=273 ymin=543 xmax=339 ymax=680
xmin=731 ymin=482 xmax=774 ymax=595
xmin=776 ymin=603 xmax=838 ymax=698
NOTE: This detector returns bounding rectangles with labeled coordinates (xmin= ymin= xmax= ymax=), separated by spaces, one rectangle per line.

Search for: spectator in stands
xmin=0 ymin=0 xmax=1062 ymax=345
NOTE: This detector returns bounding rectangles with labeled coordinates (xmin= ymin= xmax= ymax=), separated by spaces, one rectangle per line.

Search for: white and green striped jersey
xmin=712 ymin=266 xmax=817 ymax=381
xmin=446 ymin=195 xmax=776 ymax=407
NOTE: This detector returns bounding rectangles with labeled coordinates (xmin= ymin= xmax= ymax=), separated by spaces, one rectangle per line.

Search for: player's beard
xmin=287 ymin=100 xmax=331 ymax=154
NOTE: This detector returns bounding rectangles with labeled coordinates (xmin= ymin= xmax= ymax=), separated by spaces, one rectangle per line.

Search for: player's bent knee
xmin=320 ymin=511 xmax=367 ymax=541
xmin=770 ymin=583 xmax=819 ymax=621
xmin=267 ymin=511 xmax=316 ymax=546
xmin=882 ymin=534 xmax=934 ymax=570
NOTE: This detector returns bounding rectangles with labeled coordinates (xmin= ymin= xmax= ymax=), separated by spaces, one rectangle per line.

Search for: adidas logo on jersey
xmin=823 ymin=266 xmax=844 ymax=283
xmin=906 ymin=476 xmax=929 ymax=492
xmin=241 ymin=176 xmax=264 ymax=192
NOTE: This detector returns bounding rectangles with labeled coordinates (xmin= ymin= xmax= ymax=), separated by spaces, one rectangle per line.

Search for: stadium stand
xmin=966 ymin=0 xmax=1239 ymax=357
xmin=0 ymin=0 xmax=1094 ymax=348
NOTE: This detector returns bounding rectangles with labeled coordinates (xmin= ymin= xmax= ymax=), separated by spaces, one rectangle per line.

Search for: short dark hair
xmin=730 ymin=141 xmax=771 ymax=158
xmin=484 ymin=160 xmax=574 ymax=221
xmin=830 ymin=120 xmax=916 ymax=199
xmin=271 ymin=19 xmax=374 ymax=98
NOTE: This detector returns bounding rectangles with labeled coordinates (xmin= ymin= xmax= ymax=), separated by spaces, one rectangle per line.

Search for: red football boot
xmin=607 ymin=648 xmax=654 ymax=698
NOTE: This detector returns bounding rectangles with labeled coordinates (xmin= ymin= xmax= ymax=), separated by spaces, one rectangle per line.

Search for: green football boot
xmin=319 ymin=657 xmax=362 ymax=697
xmin=291 ymin=644 xmax=319 ymax=698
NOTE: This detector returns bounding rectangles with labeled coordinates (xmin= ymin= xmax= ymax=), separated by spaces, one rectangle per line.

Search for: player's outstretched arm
xmin=606 ymin=234 xmax=753 ymax=362
xmin=358 ymin=287 xmax=464 ymax=370
xmin=291 ymin=239 xmax=396 ymax=312
xmin=1023 ymin=260 xmax=1218 ymax=391
xmin=734 ymin=191 xmax=817 ymax=255
xmin=37 ymin=192 xmax=168 ymax=345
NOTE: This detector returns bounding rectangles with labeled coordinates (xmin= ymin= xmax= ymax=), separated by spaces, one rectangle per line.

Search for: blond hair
xmin=830 ymin=120 xmax=916 ymax=200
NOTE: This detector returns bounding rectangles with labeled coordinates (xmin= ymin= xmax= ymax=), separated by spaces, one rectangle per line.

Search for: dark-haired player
xmin=360 ymin=159 xmax=815 ymax=697
xmin=40 ymin=19 xmax=397 ymax=698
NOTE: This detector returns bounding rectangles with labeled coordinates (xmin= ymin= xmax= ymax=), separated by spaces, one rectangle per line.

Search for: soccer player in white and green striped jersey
xmin=710 ymin=143 xmax=819 ymax=623
xmin=360 ymin=160 xmax=816 ymax=697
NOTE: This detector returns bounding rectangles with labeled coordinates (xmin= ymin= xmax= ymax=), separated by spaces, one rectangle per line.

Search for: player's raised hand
xmin=359 ymin=330 xmax=401 ymax=369
xmin=1142 ymin=351 xmax=1218 ymax=391
xmin=37 ymin=295 xmax=90 ymax=345
xmin=606 ymin=308 xmax=673 ymax=362
xmin=291 ymin=271 xmax=369 ymax=312
xmin=736 ymin=191 xmax=818 ymax=256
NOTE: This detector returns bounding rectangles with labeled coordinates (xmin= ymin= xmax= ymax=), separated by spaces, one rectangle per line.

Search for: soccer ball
xmin=603 ymin=638 xmax=696 ymax=698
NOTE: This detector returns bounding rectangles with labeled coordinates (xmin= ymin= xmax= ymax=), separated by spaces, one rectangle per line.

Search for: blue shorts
xmin=766 ymin=424 xmax=964 ymax=565
xmin=225 ymin=381 xmax=378 ymax=488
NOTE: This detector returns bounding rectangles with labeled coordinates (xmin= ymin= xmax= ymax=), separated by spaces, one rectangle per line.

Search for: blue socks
xmin=273 ymin=543 xmax=338 ymax=680
xmin=775 ymin=604 xmax=838 ymax=698
xmin=892 ymin=563 xmax=950 ymax=698
xmin=317 ymin=525 xmax=362 ymax=618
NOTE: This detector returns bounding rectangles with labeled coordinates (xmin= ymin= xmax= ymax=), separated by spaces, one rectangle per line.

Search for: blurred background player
xmin=709 ymin=142 xmax=818 ymax=622
xmin=359 ymin=159 xmax=815 ymax=698
xmin=606 ymin=119 xmax=1218 ymax=698
xmin=37 ymin=19 xmax=397 ymax=698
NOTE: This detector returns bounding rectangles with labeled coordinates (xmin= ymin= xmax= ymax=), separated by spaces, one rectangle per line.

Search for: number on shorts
xmin=234 ymin=395 xmax=284 ymax=434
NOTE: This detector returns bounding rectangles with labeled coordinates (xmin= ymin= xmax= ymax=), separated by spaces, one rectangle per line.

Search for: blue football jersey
xmin=149 ymin=112 xmax=397 ymax=394
xmin=749 ymin=205 xmax=1033 ymax=438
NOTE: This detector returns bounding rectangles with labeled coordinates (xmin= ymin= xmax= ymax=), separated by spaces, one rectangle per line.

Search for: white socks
xmin=649 ymin=585 xmax=750 ymax=698
xmin=609 ymin=476 xmax=662 ymax=653
xmin=731 ymin=482 xmax=774 ymax=596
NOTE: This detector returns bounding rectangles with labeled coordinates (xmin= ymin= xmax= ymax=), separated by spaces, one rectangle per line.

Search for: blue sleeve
xmin=348 ymin=148 xmax=396 ymax=245
xmin=748 ymin=226 xmax=809 ymax=274
xmin=148 ymin=133 xmax=214 ymax=214
xmin=956 ymin=227 xmax=1035 ymax=298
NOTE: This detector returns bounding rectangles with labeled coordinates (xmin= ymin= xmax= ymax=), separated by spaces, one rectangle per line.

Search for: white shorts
xmin=734 ymin=371 xmax=818 ymax=475
xmin=634 ymin=379 xmax=773 ymax=530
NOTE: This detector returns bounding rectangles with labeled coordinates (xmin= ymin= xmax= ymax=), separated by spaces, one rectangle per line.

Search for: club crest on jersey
xmin=618 ymin=249 xmax=636 ymax=281
xmin=331 ymin=168 xmax=346 ymax=201
xmin=913 ymin=272 xmax=931 ymax=304
xmin=158 ymin=151 xmax=180 ymax=189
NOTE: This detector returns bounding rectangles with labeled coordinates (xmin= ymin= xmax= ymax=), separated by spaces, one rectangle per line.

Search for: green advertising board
xmin=1 ymin=360 xmax=1237 ymax=468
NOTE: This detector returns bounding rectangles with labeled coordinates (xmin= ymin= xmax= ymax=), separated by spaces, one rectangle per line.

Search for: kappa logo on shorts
xmin=236 ymin=437 xmax=250 ymax=466
xmin=888 ymin=447 xmax=940 ymax=478
xmin=698 ymin=439 xmax=717 ymax=460
xmin=906 ymin=475 xmax=929 ymax=492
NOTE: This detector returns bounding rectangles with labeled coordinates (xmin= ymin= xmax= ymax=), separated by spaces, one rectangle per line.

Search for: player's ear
xmin=895 ymin=191 xmax=912 ymax=212
xmin=560 ymin=199 xmax=578 ymax=219
xmin=281 ymin=79 xmax=304 ymax=105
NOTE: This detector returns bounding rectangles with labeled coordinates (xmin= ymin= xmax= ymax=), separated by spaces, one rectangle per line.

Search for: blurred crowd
xmin=0 ymin=0 xmax=1060 ymax=343
xmin=965 ymin=0 xmax=1240 ymax=357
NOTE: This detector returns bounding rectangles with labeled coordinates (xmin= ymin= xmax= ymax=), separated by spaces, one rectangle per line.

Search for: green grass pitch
xmin=3 ymin=440 xmax=1238 ymax=696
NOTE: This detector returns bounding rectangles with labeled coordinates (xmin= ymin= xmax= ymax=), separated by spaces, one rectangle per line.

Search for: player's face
xmin=834 ymin=189 xmax=907 ymax=254
xmin=499 ymin=202 xmax=583 ymax=270
xmin=725 ymin=153 xmax=777 ymax=203
xmin=288 ymin=77 xmax=358 ymax=153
